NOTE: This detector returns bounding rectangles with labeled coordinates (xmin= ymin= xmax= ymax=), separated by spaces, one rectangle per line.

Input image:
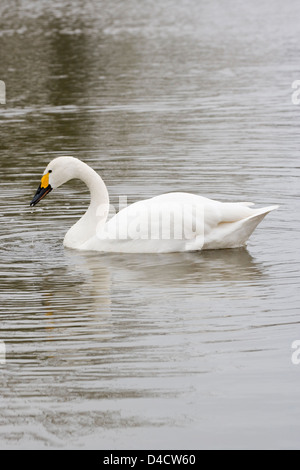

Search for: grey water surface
xmin=0 ymin=0 xmax=300 ymax=449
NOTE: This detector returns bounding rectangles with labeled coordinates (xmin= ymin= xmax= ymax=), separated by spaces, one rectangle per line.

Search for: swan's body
xmin=30 ymin=156 xmax=278 ymax=253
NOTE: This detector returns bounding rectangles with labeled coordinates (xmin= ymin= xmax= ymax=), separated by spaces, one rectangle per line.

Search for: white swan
xmin=30 ymin=156 xmax=278 ymax=253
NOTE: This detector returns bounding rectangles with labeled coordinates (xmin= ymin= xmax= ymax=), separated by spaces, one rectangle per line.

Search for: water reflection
xmin=32 ymin=247 xmax=267 ymax=371
xmin=63 ymin=247 xmax=265 ymax=290
xmin=37 ymin=248 xmax=266 ymax=326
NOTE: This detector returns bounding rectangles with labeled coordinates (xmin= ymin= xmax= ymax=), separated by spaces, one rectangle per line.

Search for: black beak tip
xmin=30 ymin=184 xmax=52 ymax=207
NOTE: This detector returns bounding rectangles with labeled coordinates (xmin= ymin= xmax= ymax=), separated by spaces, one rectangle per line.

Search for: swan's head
xmin=30 ymin=156 xmax=79 ymax=207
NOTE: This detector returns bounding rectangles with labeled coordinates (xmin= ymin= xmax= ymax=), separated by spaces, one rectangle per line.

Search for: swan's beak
xmin=30 ymin=172 xmax=52 ymax=207
xmin=30 ymin=184 xmax=52 ymax=206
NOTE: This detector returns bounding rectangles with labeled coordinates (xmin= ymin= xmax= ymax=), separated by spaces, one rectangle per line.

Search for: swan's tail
xmin=226 ymin=205 xmax=279 ymax=247
xmin=203 ymin=205 xmax=279 ymax=249
xmin=240 ymin=204 xmax=279 ymax=243
xmin=251 ymin=205 xmax=279 ymax=217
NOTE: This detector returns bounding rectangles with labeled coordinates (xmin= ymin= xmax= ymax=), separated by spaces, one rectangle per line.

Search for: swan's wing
xmin=80 ymin=191 xmax=278 ymax=253
xmin=96 ymin=196 xmax=257 ymax=246
xmin=78 ymin=193 xmax=215 ymax=252
xmin=237 ymin=202 xmax=255 ymax=207
xmin=103 ymin=196 xmax=206 ymax=244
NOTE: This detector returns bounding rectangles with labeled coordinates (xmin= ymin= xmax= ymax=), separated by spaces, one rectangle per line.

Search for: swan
xmin=30 ymin=156 xmax=278 ymax=253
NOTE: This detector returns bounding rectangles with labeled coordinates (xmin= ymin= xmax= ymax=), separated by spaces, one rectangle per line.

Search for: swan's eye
xmin=48 ymin=170 xmax=52 ymax=173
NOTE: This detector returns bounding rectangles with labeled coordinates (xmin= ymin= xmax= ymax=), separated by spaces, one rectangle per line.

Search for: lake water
xmin=0 ymin=0 xmax=300 ymax=450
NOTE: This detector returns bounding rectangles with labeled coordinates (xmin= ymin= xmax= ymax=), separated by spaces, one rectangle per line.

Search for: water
xmin=0 ymin=0 xmax=300 ymax=449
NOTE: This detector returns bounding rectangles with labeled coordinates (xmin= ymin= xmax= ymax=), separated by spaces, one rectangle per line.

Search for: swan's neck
xmin=63 ymin=160 xmax=109 ymax=249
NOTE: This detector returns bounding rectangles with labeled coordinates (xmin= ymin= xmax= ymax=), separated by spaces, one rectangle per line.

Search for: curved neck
xmin=63 ymin=159 xmax=109 ymax=249
xmin=78 ymin=159 xmax=109 ymax=209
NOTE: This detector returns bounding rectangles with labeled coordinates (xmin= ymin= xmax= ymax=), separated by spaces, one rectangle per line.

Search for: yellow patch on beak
xmin=41 ymin=172 xmax=50 ymax=188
